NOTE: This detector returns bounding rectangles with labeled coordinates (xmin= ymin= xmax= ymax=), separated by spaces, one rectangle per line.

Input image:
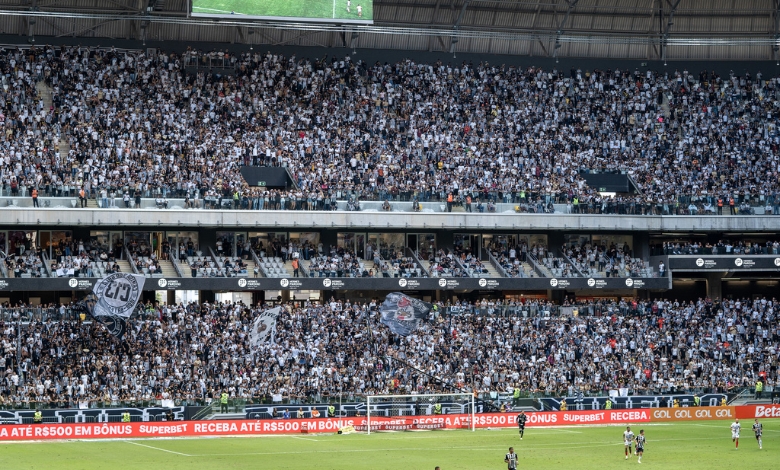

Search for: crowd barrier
xmin=0 ymin=405 xmax=777 ymax=441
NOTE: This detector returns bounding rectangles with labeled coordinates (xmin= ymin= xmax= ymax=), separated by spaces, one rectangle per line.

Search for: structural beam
xmin=552 ymin=0 xmax=579 ymax=58
xmin=660 ymin=0 xmax=682 ymax=62
xmin=774 ymin=0 xmax=780 ymax=62
xmin=449 ymin=0 xmax=471 ymax=54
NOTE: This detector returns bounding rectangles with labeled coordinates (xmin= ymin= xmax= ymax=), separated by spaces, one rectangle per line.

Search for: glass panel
xmin=111 ymin=232 xmax=124 ymax=259
xmin=124 ymin=232 xmax=153 ymax=257
xmin=39 ymin=232 xmax=52 ymax=259
xmin=564 ymin=234 xmax=590 ymax=249
xmin=249 ymin=232 xmax=288 ymax=259
xmin=483 ymin=234 xmax=518 ymax=254
xmin=89 ymin=231 xmax=110 ymax=248
xmin=216 ymin=232 xmax=235 ymax=257
xmin=355 ymin=234 xmax=365 ymax=259
xmin=591 ymin=234 xmax=633 ymax=253
xmin=8 ymin=231 xmax=36 ymax=256
xmin=368 ymin=233 xmax=404 ymax=260
xmin=288 ymin=232 xmax=320 ymax=260
xmin=338 ymin=233 xmax=356 ymax=252
xmin=519 ymin=234 xmax=548 ymax=248
xmin=167 ymin=231 xmax=199 ymax=260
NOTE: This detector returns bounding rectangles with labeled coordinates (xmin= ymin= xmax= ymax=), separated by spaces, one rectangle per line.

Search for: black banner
xmin=0 ymin=276 xmax=670 ymax=292
xmin=379 ymin=292 xmax=432 ymax=336
xmin=667 ymin=255 xmax=780 ymax=271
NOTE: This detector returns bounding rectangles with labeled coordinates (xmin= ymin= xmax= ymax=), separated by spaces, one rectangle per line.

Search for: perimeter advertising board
xmin=0 ymin=406 xmax=773 ymax=441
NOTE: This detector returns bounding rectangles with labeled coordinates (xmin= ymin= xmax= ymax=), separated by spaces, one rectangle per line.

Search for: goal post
xmin=365 ymin=393 xmax=476 ymax=435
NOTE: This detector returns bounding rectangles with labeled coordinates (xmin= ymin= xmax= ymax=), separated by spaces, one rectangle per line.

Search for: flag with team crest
xmin=74 ymin=273 xmax=145 ymax=339
xmin=379 ymin=292 xmax=432 ymax=336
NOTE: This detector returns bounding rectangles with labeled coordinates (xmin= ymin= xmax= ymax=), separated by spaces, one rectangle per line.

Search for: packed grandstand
xmin=0 ymin=296 xmax=776 ymax=409
xmin=0 ymin=43 xmax=777 ymax=428
xmin=2 ymin=45 xmax=780 ymax=214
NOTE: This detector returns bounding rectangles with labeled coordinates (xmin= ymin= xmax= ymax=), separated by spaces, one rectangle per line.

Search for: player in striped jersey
xmin=635 ymin=430 xmax=646 ymax=464
xmin=753 ymin=419 xmax=763 ymax=450
xmin=730 ymin=419 xmax=740 ymax=449
xmin=623 ymin=426 xmax=635 ymax=459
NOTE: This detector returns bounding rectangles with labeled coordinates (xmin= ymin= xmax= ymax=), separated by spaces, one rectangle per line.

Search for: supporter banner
xmin=540 ymin=393 xmax=726 ymax=411
xmin=736 ymin=404 xmax=780 ymax=419
xmin=650 ymin=406 xmax=736 ymax=422
xmin=668 ymin=255 xmax=780 ymax=271
xmin=379 ymin=292 xmax=431 ymax=336
xmin=0 ymin=276 xmax=670 ymax=292
xmin=250 ymin=307 xmax=281 ymax=346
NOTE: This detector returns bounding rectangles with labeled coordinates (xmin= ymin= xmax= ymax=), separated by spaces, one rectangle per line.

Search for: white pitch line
xmin=124 ymin=440 xmax=193 ymax=456
xmin=292 ymin=436 xmax=320 ymax=442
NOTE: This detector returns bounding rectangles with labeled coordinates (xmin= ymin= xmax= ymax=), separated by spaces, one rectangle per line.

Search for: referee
xmin=504 ymin=447 xmax=518 ymax=470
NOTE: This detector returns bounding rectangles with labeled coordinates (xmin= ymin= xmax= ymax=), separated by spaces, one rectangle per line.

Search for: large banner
xmin=379 ymin=292 xmax=431 ymax=336
xmin=250 ymin=307 xmax=281 ymax=347
xmin=0 ymin=411 xmax=647 ymax=441
xmin=736 ymin=404 xmax=780 ymax=419
xmin=0 ymin=275 xmax=671 ymax=292
xmin=0 ymin=406 xmax=774 ymax=441
xmin=667 ymin=255 xmax=780 ymax=271
xmin=650 ymin=406 xmax=736 ymax=422
xmin=92 ymin=273 xmax=146 ymax=319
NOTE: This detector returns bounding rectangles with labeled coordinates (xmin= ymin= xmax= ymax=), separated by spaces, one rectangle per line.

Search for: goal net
xmin=364 ymin=393 xmax=475 ymax=435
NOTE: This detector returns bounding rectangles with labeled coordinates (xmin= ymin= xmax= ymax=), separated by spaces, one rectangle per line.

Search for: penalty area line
xmin=124 ymin=440 xmax=193 ymax=456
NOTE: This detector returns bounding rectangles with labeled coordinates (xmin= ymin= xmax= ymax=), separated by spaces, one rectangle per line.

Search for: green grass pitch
xmin=192 ymin=0 xmax=374 ymax=21
xmin=0 ymin=420 xmax=777 ymax=469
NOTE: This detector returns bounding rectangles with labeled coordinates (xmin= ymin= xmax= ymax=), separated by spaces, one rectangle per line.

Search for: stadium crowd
xmin=0 ymin=296 xmax=776 ymax=409
xmin=2 ymin=46 xmax=780 ymax=213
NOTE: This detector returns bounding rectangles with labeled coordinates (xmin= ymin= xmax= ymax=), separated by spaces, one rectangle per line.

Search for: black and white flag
xmin=379 ymin=292 xmax=432 ymax=336
xmin=250 ymin=306 xmax=282 ymax=347
xmin=92 ymin=273 xmax=145 ymax=319
xmin=76 ymin=273 xmax=145 ymax=339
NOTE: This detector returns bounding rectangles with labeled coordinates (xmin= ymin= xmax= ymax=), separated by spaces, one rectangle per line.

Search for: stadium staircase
xmin=205 ymin=412 xmax=246 ymax=420
xmin=160 ymin=260 xmax=179 ymax=278
xmin=37 ymin=80 xmax=96 ymax=208
xmin=115 ymin=259 xmax=133 ymax=274
xmin=728 ymin=388 xmax=778 ymax=406
xmin=479 ymin=262 xmax=503 ymax=278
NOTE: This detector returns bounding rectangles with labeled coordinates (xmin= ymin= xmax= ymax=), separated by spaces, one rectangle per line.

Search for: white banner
xmin=250 ymin=307 xmax=281 ymax=347
xmin=92 ymin=273 xmax=146 ymax=319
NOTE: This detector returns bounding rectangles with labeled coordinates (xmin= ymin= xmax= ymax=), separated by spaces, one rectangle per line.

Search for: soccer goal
xmin=365 ymin=393 xmax=475 ymax=435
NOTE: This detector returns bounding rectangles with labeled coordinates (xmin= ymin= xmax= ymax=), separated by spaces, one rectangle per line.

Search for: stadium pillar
xmin=633 ymin=233 xmax=650 ymax=260
xmin=705 ymin=272 xmax=723 ymax=300
xmin=252 ymin=290 xmax=265 ymax=306
xmin=549 ymin=289 xmax=565 ymax=303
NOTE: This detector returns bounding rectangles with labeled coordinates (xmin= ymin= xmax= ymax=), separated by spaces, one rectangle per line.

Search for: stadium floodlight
xmin=365 ymin=393 xmax=475 ymax=435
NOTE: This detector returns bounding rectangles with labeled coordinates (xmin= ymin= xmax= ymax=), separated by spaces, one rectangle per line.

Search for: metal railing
xmin=486 ymin=250 xmax=510 ymax=278
xmin=406 ymin=248 xmax=430 ymax=277
xmin=249 ymin=248 xmax=266 ymax=278
xmin=124 ymin=246 xmax=139 ymax=274
xmin=171 ymin=258 xmax=184 ymax=277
